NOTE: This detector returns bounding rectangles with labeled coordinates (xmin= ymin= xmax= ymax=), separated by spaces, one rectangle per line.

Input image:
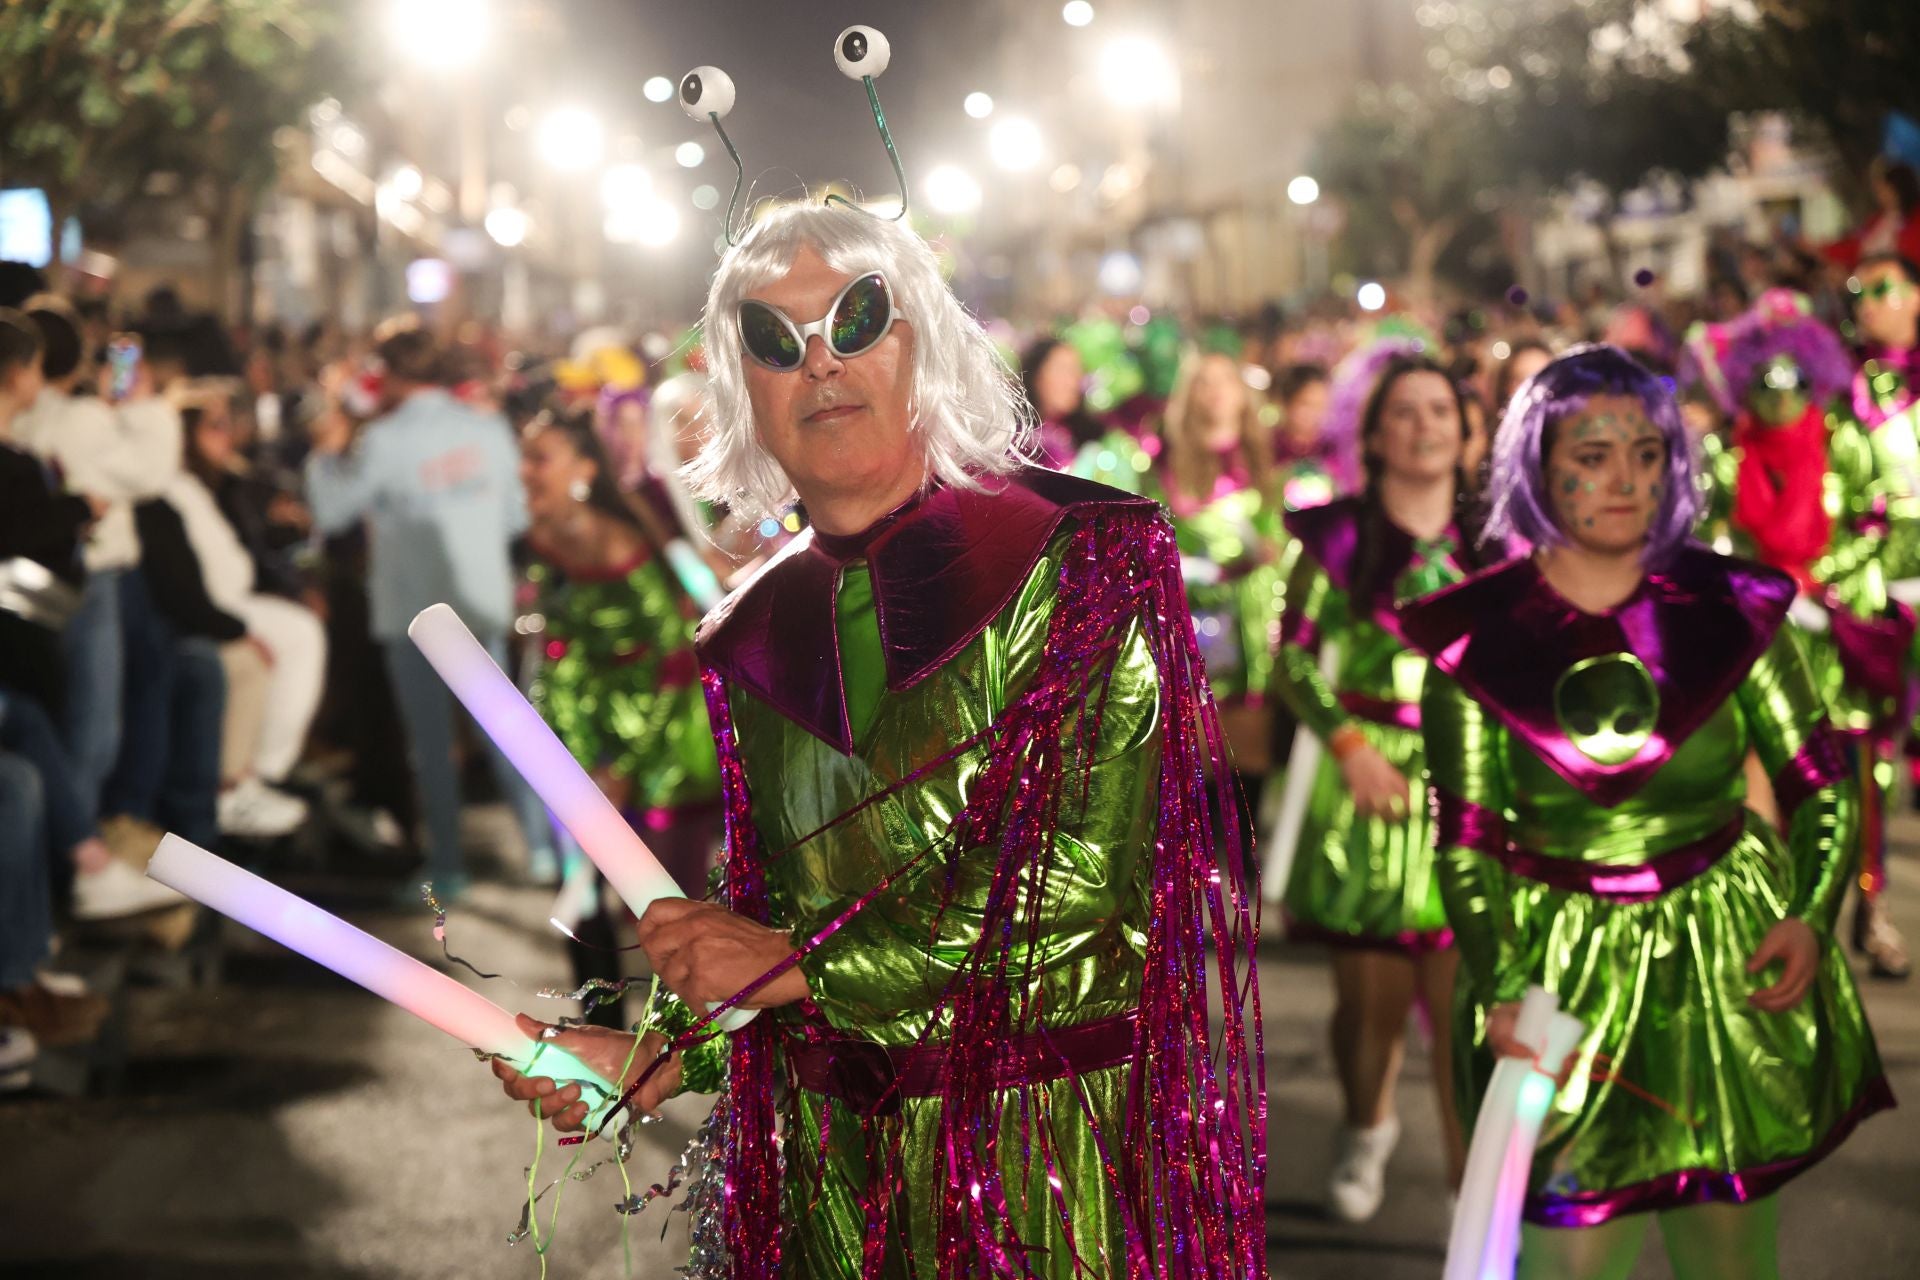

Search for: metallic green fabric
xmin=665 ymin=528 xmax=1162 ymax=1277
xmin=528 ymin=555 xmax=720 ymax=810
xmin=1162 ymin=485 xmax=1286 ymax=705
xmin=1067 ymin=427 xmax=1155 ymax=494
xmin=1272 ymin=544 xmax=1456 ymax=945
xmin=1424 ymin=627 xmax=1884 ymax=1206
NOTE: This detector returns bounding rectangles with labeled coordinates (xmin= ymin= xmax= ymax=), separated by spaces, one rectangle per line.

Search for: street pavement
xmin=3 ymin=808 xmax=1916 ymax=1279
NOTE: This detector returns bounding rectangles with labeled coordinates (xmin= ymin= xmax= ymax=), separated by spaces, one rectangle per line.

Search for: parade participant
xmin=1153 ymin=349 xmax=1286 ymax=779
xmin=1272 ymin=353 xmax=1477 ymax=1221
xmin=1700 ymin=302 xmax=1915 ymax=980
xmin=1407 ymin=344 xmax=1890 ymax=1280
xmin=490 ymin=43 xmax=1263 ymax=1274
xmin=1272 ymin=362 xmax=1336 ymax=511
xmin=518 ymin=405 xmax=721 ymax=918
xmin=1018 ymin=334 xmax=1100 ymax=470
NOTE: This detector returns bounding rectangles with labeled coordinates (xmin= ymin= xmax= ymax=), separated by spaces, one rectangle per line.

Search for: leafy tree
xmin=0 ymin=0 xmax=340 ymax=306
xmin=1683 ymin=0 xmax=1920 ymax=190
xmin=1308 ymin=82 xmax=1507 ymax=304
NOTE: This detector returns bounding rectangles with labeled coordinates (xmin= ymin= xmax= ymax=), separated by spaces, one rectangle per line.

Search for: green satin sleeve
xmin=1736 ymin=627 xmax=1859 ymax=931
xmin=1694 ymin=431 xmax=1740 ymax=551
xmin=794 ymin=540 xmax=1161 ymax=1028
xmin=1268 ymin=544 xmax=1351 ymax=744
xmin=637 ymin=982 xmax=731 ymax=1096
xmin=1421 ymin=668 xmax=1527 ymax=1006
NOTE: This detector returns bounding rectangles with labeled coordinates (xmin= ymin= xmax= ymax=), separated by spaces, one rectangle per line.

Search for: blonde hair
xmin=1158 ymin=351 xmax=1272 ymax=505
xmin=683 ymin=203 xmax=1028 ymax=519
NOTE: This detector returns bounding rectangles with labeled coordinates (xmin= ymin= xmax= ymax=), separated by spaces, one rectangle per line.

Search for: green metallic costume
xmin=1270 ymin=497 xmax=1465 ymax=951
xmin=527 ymin=550 xmax=720 ymax=815
xmin=1404 ymin=549 xmax=1891 ymax=1227
xmin=641 ymin=468 xmax=1264 ymax=1279
xmin=1158 ymin=481 xmax=1287 ymax=709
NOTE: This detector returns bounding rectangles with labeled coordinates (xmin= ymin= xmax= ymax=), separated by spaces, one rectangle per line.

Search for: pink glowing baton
xmin=407 ymin=603 xmax=754 ymax=1031
xmin=145 ymin=834 xmax=622 ymax=1122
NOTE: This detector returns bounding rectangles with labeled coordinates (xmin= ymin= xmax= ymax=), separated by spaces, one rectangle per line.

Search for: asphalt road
xmin=3 ymin=809 xmax=1915 ymax=1279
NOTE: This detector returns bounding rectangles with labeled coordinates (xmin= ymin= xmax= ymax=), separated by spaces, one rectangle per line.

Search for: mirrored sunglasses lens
xmin=741 ymin=304 xmax=801 ymax=368
xmin=831 ymin=275 xmax=892 ymax=356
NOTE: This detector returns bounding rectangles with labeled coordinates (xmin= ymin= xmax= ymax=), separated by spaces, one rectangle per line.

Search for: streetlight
xmin=1287 ymin=175 xmax=1320 ymax=206
xmin=389 ymin=0 xmax=489 ymax=71
xmin=538 ymin=106 xmax=604 ymax=171
xmin=1098 ymin=36 xmax=1177 ymax=109
xmin=643 ymin=76 xmax=675 ymax=104
xmin=600 ymin=163 xmax=651 ymax=208
xmin=484 ymin=206 xmax=528 ymax=247
xmin=675 ymin=141 xmax=706 ymax=169
xmin=606 ymin=197 xmax=679 ymax=248
xmin=924 ymin=164 xmax=982 ymax=216
xmin=1062 ymin=2 xmax=1095 ymax=28
xmin=1357 ymin=281 xmax=1386 ymax=312
xmin=964 ymin=91 xmax=994 ymax=119
xmin=388 ymin=164 xmax=425 ymax=201
xmin=988 ymin=117 xmax=1044 ymax=172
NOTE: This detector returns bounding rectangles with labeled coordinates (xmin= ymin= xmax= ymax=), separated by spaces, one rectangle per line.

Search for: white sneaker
xmin=1327 ymin=1116 xmax=1401 ymax=1223
xmin=217 ymin=777 xmax=310 ymax=838
xmin=71 ymin=858 xmax=188 ymax=921
xmin=0 ymin=1027 xmax=37 ymax=1091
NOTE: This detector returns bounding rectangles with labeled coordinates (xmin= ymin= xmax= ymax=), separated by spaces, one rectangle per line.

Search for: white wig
xmin=683 ymin=202 xmax=1029 ymax=518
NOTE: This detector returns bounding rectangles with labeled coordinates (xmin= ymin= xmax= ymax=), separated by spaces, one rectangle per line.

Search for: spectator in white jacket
xmin=13 ymin=300 xmax=182 ymax=825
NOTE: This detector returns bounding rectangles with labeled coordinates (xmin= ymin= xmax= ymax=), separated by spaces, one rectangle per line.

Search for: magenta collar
xmin=696 ymin=465 xmax=1155 ymax=753
xmin=1400 ymin=548 xmax=1794 ymax=808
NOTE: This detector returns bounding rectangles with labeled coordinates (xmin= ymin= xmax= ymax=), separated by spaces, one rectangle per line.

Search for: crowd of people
xmin=3 ymin=144 xmax=1917 ymax=1277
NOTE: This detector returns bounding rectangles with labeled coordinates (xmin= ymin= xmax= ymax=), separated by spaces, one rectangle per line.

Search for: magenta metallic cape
xmin=690 ymin=473 xmax=1266 ymax=1279
xmin=1399 ymin=548 xmax=1795 ymax=808
xmin=1283 ymin=496 xmax=1438 ymax=644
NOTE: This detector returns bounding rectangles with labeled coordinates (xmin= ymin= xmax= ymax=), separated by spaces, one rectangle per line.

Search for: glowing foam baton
xmin=1444 ymin=986 xmax=1586 ymax=1280
xmin=145 ymin=834 xmax=621 ymax=1123
xmin=407 ymin=603 xmax=755 ymax=1031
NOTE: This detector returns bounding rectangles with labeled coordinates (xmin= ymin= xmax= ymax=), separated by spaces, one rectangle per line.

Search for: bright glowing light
xmin=924 ymin=164 xmax=982 ymax=215
xmin=675 ymin=141 xmax=706 ymax=168
xmin=537 ymin=106 xmax=604 ymax=172
xmin=643 ymin=76 xmax=675 ymax=103
xmin=600 ymin=163 xmax=651 ymax=208
xmin=964 ymin=91 xmax=995 ymax=119
xmin=988 ymin=117 xmax=1044 ymax=172
xmin=1099 ymin=36 xmax=1177 ymax=108
xmin=1098 ymin=251 xmax=1144 ymax=295
xmin=691 ymin=184 xmax=719 ymax=210
xmin=388 ymin=164 xmax=424 ymax=201
xmin=483 ymin=206 xmax=528 ymax=247
xmin=389 ymin=0 xmax=489 ymax=71
xmin=1357 ymin=281 xmax=1387 ymax=311
xmin=1127 ymin=304 xmax=1151 ymax=325
xmin=607 ymin=197 xmax=680 ymax=247
xmin=1287 ymin=174 xmax=1320 ymax=206
xmin=1049 ymin=163 xmax=1082 ymax=193
xmin=1062 ymin=1 xmax=1095 ymax=27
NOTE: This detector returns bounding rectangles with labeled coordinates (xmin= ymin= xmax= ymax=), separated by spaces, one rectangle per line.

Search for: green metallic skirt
xmin=1283 ymin=718 xmax=1454 ymax=952
xmin=1455 ymin=814 xmax=1892 ymax=1226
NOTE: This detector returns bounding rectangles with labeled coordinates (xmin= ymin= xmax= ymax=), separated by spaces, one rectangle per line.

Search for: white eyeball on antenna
xmin=679 ymin=67 xmax=736 ymax=121
xmin=833 ymin=26 xmax=890 ymax=79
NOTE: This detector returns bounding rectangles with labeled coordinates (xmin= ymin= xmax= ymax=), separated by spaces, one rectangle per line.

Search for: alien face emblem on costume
xmin=1553 ymin=654 xmax=1659 ymax=766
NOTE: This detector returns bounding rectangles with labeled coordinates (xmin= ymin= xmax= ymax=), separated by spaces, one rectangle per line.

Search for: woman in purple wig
xmin=1402 ymin=344 xmax=1888 ymax=1278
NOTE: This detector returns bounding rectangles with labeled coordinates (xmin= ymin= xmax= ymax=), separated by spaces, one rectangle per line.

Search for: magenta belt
xmin=1496 ymin=816 xmax=1744 ymax=903
xmin=1337 ymin=690 xmax=1421 ymax=730
xmin=788 ymin=1010 xmax=1139 ymax=1117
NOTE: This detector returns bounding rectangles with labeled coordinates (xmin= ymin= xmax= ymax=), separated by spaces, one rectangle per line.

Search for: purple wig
xmin=1484 ymin=343 xmax=1699 ymax=567
xmin=1719 ymin=312 xmax=1855 ymax=408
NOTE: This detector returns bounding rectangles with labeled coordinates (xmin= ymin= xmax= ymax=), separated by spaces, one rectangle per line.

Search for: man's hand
xmin=637 ymin=899 xmax=810 ymax=1011
xmin=1747 ymin=918 xmax=1821 ymax=1012
xmin=1339 ymin=744 xmax=1411 ymax=822
xmin=491 ymin=1013 xmax=680 ymax=1132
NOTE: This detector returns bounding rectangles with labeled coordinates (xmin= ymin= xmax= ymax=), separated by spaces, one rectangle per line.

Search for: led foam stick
xmin=1444 ymin=986 xmax=1587 ymax=1280
xmin=1261 ymin=641 xmax=1342 ymax=898
xmin=407 ymin=603 xmax=755 ymax=1031
xmin=146 ymin=834 xmax=620 ymax=1123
